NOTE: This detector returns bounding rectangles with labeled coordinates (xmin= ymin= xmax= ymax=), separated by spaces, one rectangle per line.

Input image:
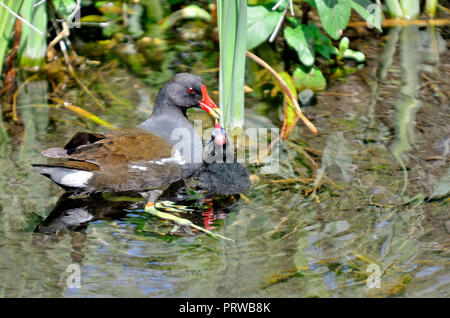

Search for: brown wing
xmin=53 ymin=160 xmax=100 ymax=171
xmin=38 ymin=129 xmax=183 ymax=193
xmin=64 ymin=129 xmax=173 ymax=168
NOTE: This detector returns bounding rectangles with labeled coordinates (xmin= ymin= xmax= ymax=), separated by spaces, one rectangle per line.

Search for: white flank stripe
xmin=149 ymin=149 xmax=186 ymax=165
xmin=131 ymin=165 xmax=148 ymax=171
xmin=60 ymin=171 xmax=93 ymax=187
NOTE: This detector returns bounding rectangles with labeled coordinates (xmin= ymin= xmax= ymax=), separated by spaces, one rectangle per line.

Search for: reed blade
xmin=217 ymin=0 xmax=247 ymax=131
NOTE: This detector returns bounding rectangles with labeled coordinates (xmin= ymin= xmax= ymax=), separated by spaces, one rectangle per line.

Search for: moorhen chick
xmin=33 ymin=73 xmax=220 ymax=208
xmin=191 ymin=121 xmax=251 ymax=196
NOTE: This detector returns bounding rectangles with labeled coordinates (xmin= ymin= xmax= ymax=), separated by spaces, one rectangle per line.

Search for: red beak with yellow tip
xmin=199 ymin=85 xmax=221 ymax=119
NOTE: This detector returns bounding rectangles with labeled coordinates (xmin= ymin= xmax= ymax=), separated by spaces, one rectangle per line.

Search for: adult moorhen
xmin=33 ymin=73 xmax=220 ymax=208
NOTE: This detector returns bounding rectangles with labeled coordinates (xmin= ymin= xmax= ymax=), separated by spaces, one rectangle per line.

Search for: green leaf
xmin=18 ymin=1 xmax=47 ymax=67
xmin=342 ymin=49 xmax=366 ymax=62
xmin=315 ymin=43 xmax=338 ymax=59
xmin=307 ymin=23 xmax=331 ymax=44
xmin=315 ymin=0 xmax=352 ymax=40
xmin=280 ymin=71 xmax=298 ymax=140
xmin=52 ymin=0 xmax=77 ymax=17
xmin=351 ymin=0 xmax=382 ymax=32
xmin=284 ymin=26 xmax=315 ymax=67
xmin=304 ymin=0 xmax=317 ymax=8
xmin=280 ymin=71 xmax=297 ymax=124
xmin=303 ymin=23 xmax=337 ymax=60
xmin=218 ymin=0 xmax=247 ymax=130
xmin=339 ymin=36 xmax=349 ymax=53
xmin=247 ymin=5 xmax=283 ymax=50
xmin=286 ymin=16 xmax=302 ymax=28
xmin=0 ymin=0 xmax=25 ymax=76
xmin=293 ymin=66 xmax=326 ymax=91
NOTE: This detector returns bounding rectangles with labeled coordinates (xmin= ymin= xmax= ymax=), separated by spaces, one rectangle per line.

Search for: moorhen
xmin=33 ymin=73 xmax=220 ymax=208
xmin=192 ymin=121 xmax=251 ymax=196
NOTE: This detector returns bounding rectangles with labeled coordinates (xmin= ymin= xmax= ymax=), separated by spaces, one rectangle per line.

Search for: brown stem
xmin=301 ymin=1 xmax=311 ymax=25
xmin=246 ymin=50 xmax=318 ymax=134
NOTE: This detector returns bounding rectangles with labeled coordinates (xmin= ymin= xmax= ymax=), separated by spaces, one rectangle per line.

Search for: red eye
xmin=187 ymin=87 xmax=195 ymax=94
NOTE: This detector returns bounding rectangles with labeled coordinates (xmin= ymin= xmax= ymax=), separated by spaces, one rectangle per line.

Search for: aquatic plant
xmin=217 ymin=0 xmax=247 ymax=131
xmin=0 ymin=0 xmax=24 ymax=76
xmin=384 ymin=0 xmax=420 ymax=19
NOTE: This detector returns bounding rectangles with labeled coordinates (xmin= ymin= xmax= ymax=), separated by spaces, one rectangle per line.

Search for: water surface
xmin=0 ymin=26 xmax=448 ymax=297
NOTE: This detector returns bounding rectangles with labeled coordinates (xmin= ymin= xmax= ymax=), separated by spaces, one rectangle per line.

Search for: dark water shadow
xmin=32 ymin=182 xmax=242 ymax=259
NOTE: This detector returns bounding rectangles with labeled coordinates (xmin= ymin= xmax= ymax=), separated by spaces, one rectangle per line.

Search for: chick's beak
xmin=213 ymin=119 xmax=227 ymax=146
xmin=199 ymin=85 xmax=221 ymax=119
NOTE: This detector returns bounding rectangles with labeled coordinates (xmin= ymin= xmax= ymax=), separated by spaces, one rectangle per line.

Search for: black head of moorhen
xmin=32 ymin=73 xmax=220 ymax=206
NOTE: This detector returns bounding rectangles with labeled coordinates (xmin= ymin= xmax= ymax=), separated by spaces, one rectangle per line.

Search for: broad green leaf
xmin=284 ymin=26 xmax=315 ymax=67
xmin=293 ymin=66 xmax=326 ymax=91
xmin=315 ymin=43 xmax=338 ymax=59
xmin=247 ymin=5 xmax=283 ymax=50
xmin=351 ymin=0 xmax=382 ymax=32
xmin=316 ymin=0 xmax=352 ymax=40
xmin=306 ymin=23 xmax=331 ymax=44
xmin=284 ymin=21 xmax=336 ymax=60
xmin=304 ymin=23 xmax=337 ymax=60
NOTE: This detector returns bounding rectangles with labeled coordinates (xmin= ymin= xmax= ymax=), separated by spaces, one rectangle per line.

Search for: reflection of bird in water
xmin=32 ymin=189 xmax=240 ymax=264
xmin=33 ymin=188 xmax=241 ymax=237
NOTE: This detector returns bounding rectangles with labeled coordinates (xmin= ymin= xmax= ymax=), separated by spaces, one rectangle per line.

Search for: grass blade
xmin=218 ymin=0 xmax=247 ymax=131
xmin=0 ymin=0 xmax=25 ymax=76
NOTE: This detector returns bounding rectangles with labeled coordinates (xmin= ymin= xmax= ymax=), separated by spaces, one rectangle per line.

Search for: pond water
xmin=0 ymin=26 xmax=448 ymax=297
